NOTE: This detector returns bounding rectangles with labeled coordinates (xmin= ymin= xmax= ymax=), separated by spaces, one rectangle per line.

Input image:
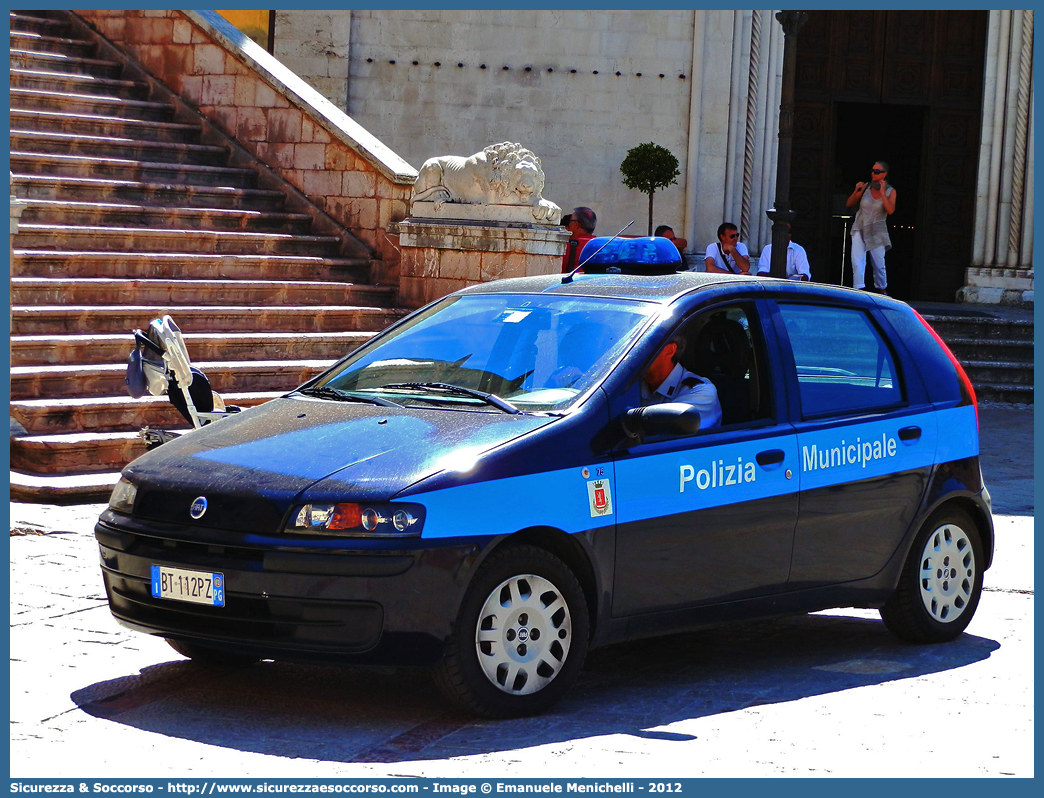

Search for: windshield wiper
xmin=379 ymin=382 xmax=521 ymax=415
xmin=296 ymin=385 xmax=403 ymax=408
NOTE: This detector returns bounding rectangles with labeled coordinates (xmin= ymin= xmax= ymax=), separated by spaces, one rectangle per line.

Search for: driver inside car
xmin=641 ymin=334 xmax=722 ymax=429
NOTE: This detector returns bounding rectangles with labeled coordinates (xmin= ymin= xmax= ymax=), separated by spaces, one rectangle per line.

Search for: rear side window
xmin=880 ymin=306 xmax=962 ymax=404
xmin=777 ymin=303 xmax=903 ymax=417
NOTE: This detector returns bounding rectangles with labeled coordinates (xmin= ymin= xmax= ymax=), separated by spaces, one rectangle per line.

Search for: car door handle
xmin=756 ymin=449 xmax=785 ymax=466
xmin=898 ymin=426 xmax=921 ymax=442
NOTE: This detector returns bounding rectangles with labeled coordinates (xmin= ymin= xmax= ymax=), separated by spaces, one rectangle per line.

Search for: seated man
xmin=654 ymin=224 xmax=688 ymax=253
xmin=641 ymin=335 xmax=722 ymax=430
xmin=757 ymin=223 xmax=811 ymax=280
xmin=704 ymin=222 xmax=750 ymax=275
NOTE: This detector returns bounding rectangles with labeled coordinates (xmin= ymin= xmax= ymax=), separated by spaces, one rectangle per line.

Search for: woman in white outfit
xmin=846 ymin=161 xmax=897 ymax=294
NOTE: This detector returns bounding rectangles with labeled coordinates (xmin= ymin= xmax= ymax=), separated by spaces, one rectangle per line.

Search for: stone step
xmin=946 ymin=337 xmax=1034 ymax=365
xmin=12 ymin=250 xmax=372 ymax=283
xmin=9 ymin=31 xmax=96 ymax=57
xmin=975 ymin=383 xmax=1034 ymax=404
xmin=962 ymin=360 xmax=1034 ymax=387
xmin=12 ymin=277 xmax=397 ymax=308
xmin=11 ymin=392 xmax=282 ymax=435
xmin=7 ymin=7 xmax=407 ymax=494
xmin=14 ymin=224 xmax=341 ymax=256
xmin=920 ymin=315 xmax=1035 ymax=343
xmin=10 ymin=331 xmax=372 ymax=366
xmin=9 ymin=12 xmax=73 ymax=37
xmin=10 ymin=469 xmax=122 ymax=504
xmin=12 ymin=304 xmax=407 ymax=335
xmin=10 ymin=151 xmax=256 ymax=186
xmin=11 ymin=359 xmax=335 ymax=400
xmin=10 ymin=108 xmax=201 ymax=142
xmin=11 ymin=129 xmax=228 ymax=165
xmin=11 ymin=86 xmax=175 ymax=122
xmin=10 ymin=48 xmax=123 ymax=78
xmin=10 ymin=67 xmax=149 ymax=98
xmin=20 ymin=198 xmax=313 ymax=234
xmin=13 ymin=173 xmax=287 ymax=211
xmin=12 ymin=431 xmax=150 ymax=475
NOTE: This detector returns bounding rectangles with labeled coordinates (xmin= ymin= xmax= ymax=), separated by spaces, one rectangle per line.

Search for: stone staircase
xmin=916 ymin=306 xmax=1034 ymax=405
xmin=10 ymin=10 xmax=409 ymax=502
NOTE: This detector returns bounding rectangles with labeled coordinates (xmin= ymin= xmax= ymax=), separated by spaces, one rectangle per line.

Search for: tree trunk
xmin=647 ymin=191 xmax=654 ymax=236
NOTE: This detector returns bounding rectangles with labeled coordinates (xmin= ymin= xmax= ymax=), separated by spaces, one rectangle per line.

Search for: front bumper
xmin=95 ymin=509 xmax=488 ymax=666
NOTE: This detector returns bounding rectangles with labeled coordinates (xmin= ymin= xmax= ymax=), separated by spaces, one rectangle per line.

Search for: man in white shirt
xmin=641 ymin=337 xmax=722 ymax=430
xmin=757 ymin=224 xmax=811 ymax=281
xmin=704 ymin=222 xmax=750 ymax=275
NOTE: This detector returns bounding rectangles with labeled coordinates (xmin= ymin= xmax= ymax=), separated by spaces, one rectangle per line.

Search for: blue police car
xmin=97 ymin=269 xmax=991 ymax=718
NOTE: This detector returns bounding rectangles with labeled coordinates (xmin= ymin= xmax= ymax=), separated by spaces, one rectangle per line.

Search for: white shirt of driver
xmin=758 ymin=240 xmax=811 ymax=280
xmin=650 ymin=363 xmax=722 ymax=429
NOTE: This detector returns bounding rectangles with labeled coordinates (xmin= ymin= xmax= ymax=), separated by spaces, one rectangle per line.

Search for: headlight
xmin=108 ymin=477 xmax=138 ymax=515
xmin=286 ymin=502 xmax=423 ymax=537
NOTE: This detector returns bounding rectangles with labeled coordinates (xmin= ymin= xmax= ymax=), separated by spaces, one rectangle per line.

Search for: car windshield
xmin=312 ymin=293 xmax=658 ymax=412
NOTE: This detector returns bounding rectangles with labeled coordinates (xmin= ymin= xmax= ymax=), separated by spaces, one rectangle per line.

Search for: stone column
xmin=393 ymin=216 xmax=569 ymax=308
xmin=685 ymin=11 xmax=783 ymax=264
xmin=964 ymin=9 xmax=1034 ymax=305
xmin=766 ymin=11 xmax=808 ymax=279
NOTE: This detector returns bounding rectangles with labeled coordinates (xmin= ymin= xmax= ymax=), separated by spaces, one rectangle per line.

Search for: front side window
xmin=673 ymin=303 xmax=774 ymax=427
xmin=777 ymin=303 xmax=902 ymax=417
xmin=317 ymin=294 xmax=658 ymax=412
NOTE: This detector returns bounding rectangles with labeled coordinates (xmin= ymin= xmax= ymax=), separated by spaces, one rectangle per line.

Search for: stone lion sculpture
xmin=412 ymin=142 xmax=561 ymax=222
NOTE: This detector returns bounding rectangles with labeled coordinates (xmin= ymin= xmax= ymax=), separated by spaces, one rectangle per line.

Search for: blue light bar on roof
xmin=578 ymin=236 xmax=683 ymax=275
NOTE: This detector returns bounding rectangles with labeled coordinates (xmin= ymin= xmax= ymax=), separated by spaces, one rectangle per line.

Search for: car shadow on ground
xmin=70 ymin=613 xmax=998 ymax=764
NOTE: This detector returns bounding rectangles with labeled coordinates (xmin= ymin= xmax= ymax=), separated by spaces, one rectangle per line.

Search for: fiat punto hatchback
xmin=97 ymin=272 xmax=992 ymax=717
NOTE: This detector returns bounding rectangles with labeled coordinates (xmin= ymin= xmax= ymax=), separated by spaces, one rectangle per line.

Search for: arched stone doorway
xmin=791 ymin=10 xmax=988 ymax=302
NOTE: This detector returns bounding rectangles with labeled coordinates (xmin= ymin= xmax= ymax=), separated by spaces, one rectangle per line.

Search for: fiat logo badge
xmin=189 ymin=496 xmax=208 ymax=519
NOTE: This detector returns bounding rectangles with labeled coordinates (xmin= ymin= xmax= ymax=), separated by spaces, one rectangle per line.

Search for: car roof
xmin=456 ymin=272 xmax=891 ymax=308
xmin=459 ymin=272 xmax=758 ymax=303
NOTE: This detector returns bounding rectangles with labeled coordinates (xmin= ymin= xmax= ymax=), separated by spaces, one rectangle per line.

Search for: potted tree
xmin=620 ymin=142 xmax=680 ymax=236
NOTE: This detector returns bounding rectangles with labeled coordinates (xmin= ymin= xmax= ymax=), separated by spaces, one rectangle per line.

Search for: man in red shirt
xmin=562 ymin=206 xmax=597 ymax=272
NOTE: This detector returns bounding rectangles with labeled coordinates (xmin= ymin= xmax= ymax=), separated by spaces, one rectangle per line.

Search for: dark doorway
xmin=830 ymin=103 xmax=924 ymax=300
xmin=791 ymin=10 xmax=988 ymax=303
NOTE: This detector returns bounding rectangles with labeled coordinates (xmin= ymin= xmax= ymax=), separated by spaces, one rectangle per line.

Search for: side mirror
xmin=622 ymin=403 xmax=702 ymax=442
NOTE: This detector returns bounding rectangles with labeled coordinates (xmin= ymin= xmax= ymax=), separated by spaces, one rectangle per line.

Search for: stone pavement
xmin=7 ymin=404 xmax=1034 ymax=777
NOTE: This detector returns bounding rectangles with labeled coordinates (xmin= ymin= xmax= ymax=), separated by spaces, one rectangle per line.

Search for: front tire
xmin=880 ymin=506 xmax=984 ymax=643
xmin=434 ymin=544 xmax=590 ymax=718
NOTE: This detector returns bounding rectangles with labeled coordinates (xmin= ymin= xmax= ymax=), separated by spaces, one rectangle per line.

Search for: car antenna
xmin=562 ymin=220 xmax=635 ymax=284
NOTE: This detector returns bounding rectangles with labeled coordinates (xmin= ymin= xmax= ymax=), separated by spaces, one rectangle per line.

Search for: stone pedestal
xmin=392 ymin=216 xmax=570 ymax=308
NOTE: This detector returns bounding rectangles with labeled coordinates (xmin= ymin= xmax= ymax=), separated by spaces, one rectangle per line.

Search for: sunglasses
xmin=871 ymin=169 xmax=886 ymax=174
xmin=725 ymin=233 xmax=739 ymax=239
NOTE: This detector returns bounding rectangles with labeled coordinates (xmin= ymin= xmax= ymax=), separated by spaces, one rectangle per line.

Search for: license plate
xmin=151 ymin=565 xmax=225 ymax=607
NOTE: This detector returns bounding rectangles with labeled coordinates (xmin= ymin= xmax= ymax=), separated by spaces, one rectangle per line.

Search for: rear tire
xmin=880 ymin=506 xmax=984 ymax=643
xmin=434 ymin=544 xmax=589 ymax=718
xmin=166 ymin=638 xmax=260 ymax=666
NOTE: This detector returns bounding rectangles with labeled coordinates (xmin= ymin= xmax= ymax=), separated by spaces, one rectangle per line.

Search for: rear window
xmin=881 ymin=306 xmax=961 ymax=404
xmin=777 ymin=303 xmax=903 ymax=417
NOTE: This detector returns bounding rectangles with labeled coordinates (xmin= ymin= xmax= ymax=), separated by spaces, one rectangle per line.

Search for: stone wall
xmin=273 ymin=9 xmax=786 ymax=262
xmin=75 ymin=9 xmax=417 ymax=285
xmin=276 ymin=10 xmax=696 ymax=242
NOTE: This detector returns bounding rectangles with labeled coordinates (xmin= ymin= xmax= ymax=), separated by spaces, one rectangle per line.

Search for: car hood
xmin=123 ymin=397 xmax=555 ymax=532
